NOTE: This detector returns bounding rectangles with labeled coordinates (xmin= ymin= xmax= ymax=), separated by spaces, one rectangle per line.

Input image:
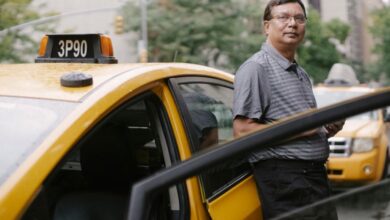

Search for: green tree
xmin=369 ymin=6 xmax=390 ymax=83
xmin=0 ymin=0 xmax=50 ymax=63
xmin=122 ymin=0 xmax=264 ymax=71
xmin=324 ymin=18 xmax=350 ymax=44
xmin=122 ymin=1 xmax=348 ymax=78
xmin=297 ymin=9 xmax=348 ymax=83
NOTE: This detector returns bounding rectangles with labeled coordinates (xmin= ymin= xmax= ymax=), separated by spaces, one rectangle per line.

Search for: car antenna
xmin=173 ymin=50 xmax=178 ymax=62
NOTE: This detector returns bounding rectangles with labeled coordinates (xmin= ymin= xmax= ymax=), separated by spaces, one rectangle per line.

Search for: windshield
xmin=0 ymin=96 xmax=75 ymax=185
xmin=314 ymin=89 xmax=377 ymax=121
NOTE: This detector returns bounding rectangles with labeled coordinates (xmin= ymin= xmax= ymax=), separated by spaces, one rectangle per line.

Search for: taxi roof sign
xmin=35 ymin=34 xmax=118 ymax=64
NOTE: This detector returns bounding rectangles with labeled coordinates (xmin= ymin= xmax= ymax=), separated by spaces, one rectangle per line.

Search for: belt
xmin=254 ymin=159 xmax=326 ymax=169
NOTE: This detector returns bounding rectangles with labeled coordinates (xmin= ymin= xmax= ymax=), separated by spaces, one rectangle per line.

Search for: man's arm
xmin=233 ymin=115 xmax=321 ymax=139
xmin=233 ymin=116 xmax=267 ymax=138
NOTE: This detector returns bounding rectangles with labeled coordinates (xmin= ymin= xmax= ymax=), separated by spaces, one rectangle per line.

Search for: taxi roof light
xmin=35 ymin=33 xmax=118 ymax=64
xmin=324 ymin=63 xmax=359 ymax=86
xmin=38 ymin=35 xmax=48 ymax=57
xmin=100 ymin=35 xmax=114 ymax=57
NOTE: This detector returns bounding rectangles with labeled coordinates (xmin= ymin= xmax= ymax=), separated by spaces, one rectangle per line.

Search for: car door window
xmin=180 ymin=83 xmax=234 ymax=149
xmin=170 ymin=77 xmax=250 ymax=200
xmin=22 ymin=92 xmax=187 ymax=220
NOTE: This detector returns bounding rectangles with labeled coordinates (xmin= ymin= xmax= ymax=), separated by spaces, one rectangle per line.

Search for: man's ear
xmin=264 ymin=21 xmax=270 ymax=36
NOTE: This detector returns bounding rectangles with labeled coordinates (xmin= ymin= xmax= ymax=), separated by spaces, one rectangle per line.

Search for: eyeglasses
xmin=271 ymin=14 xmax=306 ymax=24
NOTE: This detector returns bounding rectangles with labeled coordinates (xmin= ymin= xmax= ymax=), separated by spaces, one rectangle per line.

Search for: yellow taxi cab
xmin=314 ymin=65 xmax=390 ymax=187
xmin=0 ymin=34 xmax=261 ymax=220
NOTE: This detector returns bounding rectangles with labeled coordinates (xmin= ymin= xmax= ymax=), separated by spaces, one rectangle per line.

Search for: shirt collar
xmin=262 ymin=43 xmax=298 ymax=73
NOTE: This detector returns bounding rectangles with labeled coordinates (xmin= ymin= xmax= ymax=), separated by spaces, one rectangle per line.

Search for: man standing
xmin=232 ymin=0 xmax=343 ymax=219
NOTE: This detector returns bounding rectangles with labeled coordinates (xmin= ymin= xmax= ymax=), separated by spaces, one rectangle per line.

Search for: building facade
xmin=319 ymin=0 xmax=384 ymax=64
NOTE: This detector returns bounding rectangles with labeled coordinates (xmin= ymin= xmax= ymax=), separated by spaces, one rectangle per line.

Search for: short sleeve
xmin=233 ymin=61 xmax=270 ymax=121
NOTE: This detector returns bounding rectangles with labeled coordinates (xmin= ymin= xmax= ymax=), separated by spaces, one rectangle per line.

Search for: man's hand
xmin=324 ymin=119 xmax=345 ymax=138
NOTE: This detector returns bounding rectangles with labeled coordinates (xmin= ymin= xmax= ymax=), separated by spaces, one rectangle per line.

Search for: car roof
xmin=314 ymin=85 xmax=376 ymax=93
xmin=0 ymin=63 xmax=233 ymax=102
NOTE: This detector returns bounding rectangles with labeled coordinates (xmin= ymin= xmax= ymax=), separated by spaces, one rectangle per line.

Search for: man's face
xmin=264 ymin=2 xmax=306 ymax=48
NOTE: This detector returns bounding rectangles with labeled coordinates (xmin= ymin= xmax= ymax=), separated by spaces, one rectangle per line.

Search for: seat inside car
xmin=23 ymin=98 xmax=174 ymax=220
xmin=53 ymin=122 xmax=136 ymax=220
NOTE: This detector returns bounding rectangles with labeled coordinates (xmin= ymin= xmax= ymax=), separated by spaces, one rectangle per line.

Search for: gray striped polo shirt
xmin=233 ymin=43 xmax=329 ymax=162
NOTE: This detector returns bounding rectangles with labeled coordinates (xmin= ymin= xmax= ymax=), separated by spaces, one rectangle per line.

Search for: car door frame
xmin=168 ymin=76 xmax=234 ymax=153
xmin=168 ymin=76 xmax=260 ymax=218
xmin=127 ymin=88 xmax=390 ymax=220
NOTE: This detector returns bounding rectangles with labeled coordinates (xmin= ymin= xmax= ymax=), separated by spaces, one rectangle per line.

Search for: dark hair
xmin=263 ymin=0 xmax=307 ymax=21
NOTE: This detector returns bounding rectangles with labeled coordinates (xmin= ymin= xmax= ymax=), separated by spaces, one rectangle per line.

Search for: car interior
xmin=22 ymin=95 xmax=181 ymax=220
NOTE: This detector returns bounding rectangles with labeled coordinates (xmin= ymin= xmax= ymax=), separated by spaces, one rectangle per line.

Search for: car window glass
xmin=0 ymin=97 xmax=75 ymax=186
xmin=314 ymin=89 xmax=378 ymax=120
xmin=22 ymin=93 xmax=184 ymax=220
xmin=177 ymin=82 xmax=250 ymax=199
xmin=179 ymin=83 xmax=234 ymax=147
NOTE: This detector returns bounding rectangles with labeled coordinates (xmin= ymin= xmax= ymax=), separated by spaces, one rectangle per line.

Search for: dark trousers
xmin=251 ymin=159 xmax=338 ymax=220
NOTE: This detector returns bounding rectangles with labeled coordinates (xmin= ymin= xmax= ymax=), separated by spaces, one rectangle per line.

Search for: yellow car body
xmin=314 ymin=86 xmax=389 ymax=186
xmin=0 ymin=61 xmax=261 ymax=220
